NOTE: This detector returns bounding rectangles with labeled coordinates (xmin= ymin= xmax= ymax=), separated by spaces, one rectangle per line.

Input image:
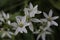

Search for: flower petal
xmin=29 ymin=22 xmax=34 ymax=32
xmin=31 ymin=18 xmax=41 ymax=22
xmin=51 ymin=21 xmax=58 ymax=26
xmin=29 ymin=3 xmax=33 ymax=9
xmin=49 ymin=9 xmax=53 ymax=17
xmin=15 ymin=27 xmax=20 ymax=35
xmin=46 ymin=32 xmax=51 ymax=34
xmin=44 ymin=22 xmax=51 ymax=31
xmin=1 ymin=33 xmax=6 ymax=38
xmin=7 ymin=33 xmax=11 ymax=38
xmin=41 ymin=33 xmax=45 ymax=40
xmin=37 ymin=11 xmax=42 ymax=14
xmin=6 ymin=13 xmax=9 ymax=19
xmin=33 ymin=29 xmax=40 ymax=34
xmin=7 ymin=20 xmax=11 ymax=25
xmin=52 ymin=16 xmax=59 ymax=20
xmin=16 ymin=16 xmax=21 ymax=24
xmin=30 ymin=5 xmax=38 ymax=17
xmin=2 ymin=11 xmax=6 ymax=19
xmin=22 ymin=27 xmax=27 ymax=33
xmin=22 ymin=16 xmax=26 ymax=24
xmin=24 ymin=8 xmax=29 ymax=16
xmin=43 ymin=12 xmax=48 ymax=18
xmin=37 ymin=34 xmax=41 ymax=40
xmin=0 ymin=18 xmax=4 ymax=22
xmin=10 ymin=22 xmax=18 ymax=28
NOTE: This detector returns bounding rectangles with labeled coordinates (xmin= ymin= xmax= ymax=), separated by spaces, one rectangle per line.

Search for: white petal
xmin=37 ymin=11 xmax=42 ymax=14
xmin=22 ymin=16 xmax=26 ymax=23
xmin=33 ymin=29 xmax=40 ymax=34
xmin=7 ymin=33 xmax=11 ymax=38
xmin=30 ymin=5 xmax=38 ymax=17
xmin=30 ymin=11 xmax=35 ymax=17
xmin=2 ymin=11 xmax=6 ymax=18
xmin=52 ymin=16 xmax=59 ymax=20
xmin=31 ymin=18 xmax=41 ymax=22
xmin=24 ymin=8 xmax=29 ymax=15
xmin=0 ymin=18 xmax=4 ymax=22
xmin=29 ymin=3 xmax=33 ymax=9
xmin=24 ymin=22 xmax=30 ymax=27
xmin=18 ymin=27 xmax=23 ymax=33
xmin=11 ymin=22 xmax=18 ymax=28
xmin=40 ymin=19 xmax=47 ymax=23
xmin=7 ymin=20 xmax=11 ymax=25
xmin=29 ymin=22 xmax=34 ymax=32
xmin=43 ymin=12 xmax=48 ymax=18
xmin=16 ymin=16 xmax=20 ymax=24
xmin=44 ymin=22 xmax=51 ymax=31
xmin=22 ymin=27 xmax=27 ymax=33
xmin=37 ymin=34 xmax=41 ymax=40
xmin=9 ymin=32 xmax=14 ymax=35
xmin=42 ymin=33 xmax=45 ymax=40
xmin=1 ymin=33 xmax=6 ymax=38
xmin=33 ymin=5 xmax=38 ymax=10
xmin=51 ymin=21 xmax=58 ymax=26
xmin=14 ymin=27 xmax=20 ymax=35
xmin=46 ymin=32 xmax=51 ymax=34
xmin=49 ymin=9 xmax=53 ymax=17
xmin=6 ymin=13 xmax=9 ymax=19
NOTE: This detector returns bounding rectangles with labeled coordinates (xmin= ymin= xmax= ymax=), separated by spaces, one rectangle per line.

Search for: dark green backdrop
xmin=0 ymin=0 xmax=60 ymax=40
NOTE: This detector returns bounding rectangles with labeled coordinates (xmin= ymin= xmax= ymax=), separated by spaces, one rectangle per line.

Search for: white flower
xmin=24 ymin=3 xmax=41 ymax=17
xmin=2 ymin=11 xmax=9 ymax=20
xmin=11 ymin=16 xmax=30 ymax=35
xmin=34 ymin=27 xmax=52 ymax=40
xmin=33 ymin=19 xmax=52 ymax=40
xmin=43 ymin=9 xmax=59 ymax=26
xmin=1 ymin=28 xmax=14 ymax=38
xmin=1 ymin=11 xmax=11 ymax=25
xmin=28 ymin=3 xmax=42 ymax=17
xmin=33 ymin=19 xmax=51 ymax=34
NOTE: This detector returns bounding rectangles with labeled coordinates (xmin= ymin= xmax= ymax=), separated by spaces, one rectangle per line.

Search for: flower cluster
xmin=0 ymin=3 xmax=59 ymax=40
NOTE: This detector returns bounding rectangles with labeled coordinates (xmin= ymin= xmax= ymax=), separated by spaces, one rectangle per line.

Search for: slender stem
xmin=12 ymin=35 xmax=15 ymax=40
xmin=24 ymin=0 xmax=29 ymax=7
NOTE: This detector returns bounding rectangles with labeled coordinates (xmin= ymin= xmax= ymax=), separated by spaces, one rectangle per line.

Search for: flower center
xmin=47 ymin=17 xmax=52 ymax=21
xmin=19 ymin=22 xmax=24 ymax=27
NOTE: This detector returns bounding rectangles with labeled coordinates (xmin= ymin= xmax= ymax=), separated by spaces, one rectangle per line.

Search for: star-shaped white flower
xmin=11 ymin=16 xmax=30 ymax=35
xmin=34 ymin=26 xmax=52 ymax=40
xmin=1 ymin=28 xmax=14 ymax=38
xmin=43 ymin=9 xmax=59 ymax=26
xmin=2 ymin=11 xmax=11 ymax=25
xmin=24 ymin=3 xmax=41 ymax=17
xmin=33 ymin=19 xmax=52 ymax=40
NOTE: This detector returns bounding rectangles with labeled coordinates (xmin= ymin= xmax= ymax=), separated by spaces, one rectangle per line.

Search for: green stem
xmin=24 ymin=0 xmax=29 ymax=7
xmin=12 ymin=35 xmax=15 ymax=40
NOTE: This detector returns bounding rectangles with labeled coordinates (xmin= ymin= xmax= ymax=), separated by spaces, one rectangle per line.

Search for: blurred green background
xmin=0 ymin=0 xmax=60 ymax=40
